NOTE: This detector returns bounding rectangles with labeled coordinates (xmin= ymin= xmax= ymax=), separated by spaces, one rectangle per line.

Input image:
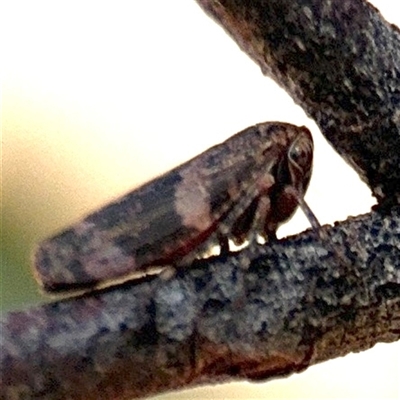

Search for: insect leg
xmin=282 ymin=186 xmax=321 ymax=234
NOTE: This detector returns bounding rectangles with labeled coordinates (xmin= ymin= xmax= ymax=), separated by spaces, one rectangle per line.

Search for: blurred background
xmin=2 ymin=1 xmax=399 ymax=399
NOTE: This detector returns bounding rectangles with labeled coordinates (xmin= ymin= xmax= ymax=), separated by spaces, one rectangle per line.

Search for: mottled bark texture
xmin=1 ymin=208 xmax=400 ymax=400
xmin=196 ymin=0 xmax=400 ymax=205
xmin=1 ymin=1 xmax=400 ymax=399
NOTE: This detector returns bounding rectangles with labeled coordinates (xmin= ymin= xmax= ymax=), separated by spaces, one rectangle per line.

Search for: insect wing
xmin=33 ymin=123 xmax=313 ymax=293
xmin=33 ymin=127 xmax=265 ymax=292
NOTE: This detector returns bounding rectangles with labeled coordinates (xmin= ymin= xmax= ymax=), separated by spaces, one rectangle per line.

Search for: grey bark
xmin=196 ymin=0 xmax=400 ymax=204
xmin=1 ymin=209 xmax=400 ymax=400
xmin=1 ymin=0 xmax=400 ymax=399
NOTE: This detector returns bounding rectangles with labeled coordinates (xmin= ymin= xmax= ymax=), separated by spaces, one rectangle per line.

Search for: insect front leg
xmin=232 ymin=172 xmax=280 ymax=245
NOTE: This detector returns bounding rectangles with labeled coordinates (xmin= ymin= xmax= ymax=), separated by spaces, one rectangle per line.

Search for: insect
xmin=33 ymin=122 xmax=314 ymax=293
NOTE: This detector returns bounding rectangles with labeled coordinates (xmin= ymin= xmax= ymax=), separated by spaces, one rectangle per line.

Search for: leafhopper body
xmin=34 ymin=122 xmax=314 ymax=293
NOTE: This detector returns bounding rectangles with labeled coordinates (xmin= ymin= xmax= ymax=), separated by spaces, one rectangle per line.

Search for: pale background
xmin=2 ymin=1 xmax=399 ymax=399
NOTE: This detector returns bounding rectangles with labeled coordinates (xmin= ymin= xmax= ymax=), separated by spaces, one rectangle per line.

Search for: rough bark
xmin=196 ymin=0 xmax=400 ymax=205
xmin=1 ymin=0 xmax=400 ymax=399
xmin=1 ymin=208 xmax=400 ymax=400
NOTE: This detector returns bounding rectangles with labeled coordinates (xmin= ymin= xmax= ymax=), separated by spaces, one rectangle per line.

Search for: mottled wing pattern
xmin=33 ymin=123 xmax=313 ymax=293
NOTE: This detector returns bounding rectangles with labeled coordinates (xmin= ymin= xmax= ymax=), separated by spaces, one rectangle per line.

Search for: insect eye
xmin=288 ymin=135 xmax=313 ymax=173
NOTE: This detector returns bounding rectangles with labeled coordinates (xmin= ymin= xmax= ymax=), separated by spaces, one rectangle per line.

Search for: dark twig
xmin=196 ymin=0 xmax=400 ymax=205
xmin=1 ymin=0 xmax=400 ymax=399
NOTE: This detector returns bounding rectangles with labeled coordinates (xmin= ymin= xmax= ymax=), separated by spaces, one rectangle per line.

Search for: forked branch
xmin=1 ymin=1 xmax=400 ymax=399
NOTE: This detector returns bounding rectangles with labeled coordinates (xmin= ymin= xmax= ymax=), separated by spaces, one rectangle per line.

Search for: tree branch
xmin=1 ymin=208 xmax=400 ymax=399
xmin=195 ymin=0 xmax=400 ymax=204
xmin=1 ymin=1 xmax=400 ymax=399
